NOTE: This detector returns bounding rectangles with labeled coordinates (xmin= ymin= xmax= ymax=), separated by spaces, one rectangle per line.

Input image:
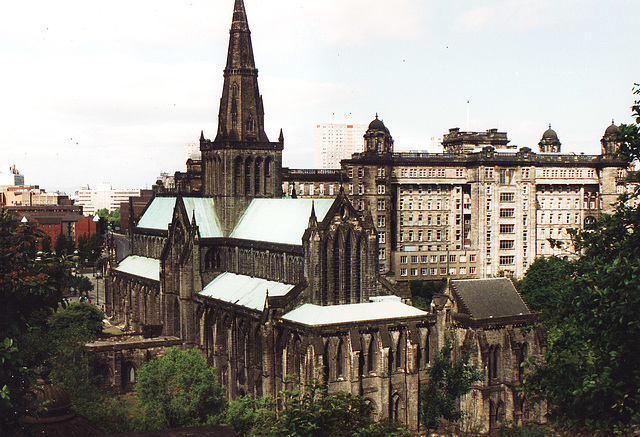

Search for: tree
xmin=96 ymin=207 xmax=121 ymax=229
xmin=515 ymin=256 xmax=571 ymax=321
xmin=252 ymin=376 xmax=410 ymax=437
xmin=420 ymin=340 xmax=482 ymax=434
xmin=135 ymin=347 xmax=226 ymax=429
xmin=0 ymin=208 xmax=66 ymax=434
xmin=523 ymin=84 xmax=640 ymax=434
xmin=54 ymin=233 xmax=75 ymax=257
xmin=410 ymin=279 xmax=446 ymax=309
xmin=49 ymin=302 xmax=104 ymax=339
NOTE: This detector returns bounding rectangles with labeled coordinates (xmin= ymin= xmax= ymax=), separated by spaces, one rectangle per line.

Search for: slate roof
xmin=282 ymin=300 xmax=427 ymax=326
xmin=136 ymin=197 xmax=177 ymax=230
xmin=199 ymin=272 xmax=294 ymax=311
xmin=114 ymin=255 xmax=160 ymax=281
xmin=450 ymin=278 xmax=531 ymax=320
xmin=230 ymin=198 xmax=334 ymax=245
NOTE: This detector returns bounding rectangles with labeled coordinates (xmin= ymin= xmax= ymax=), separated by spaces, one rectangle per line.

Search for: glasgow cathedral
xmin=101 ymin=0 xmax=628 ymax=433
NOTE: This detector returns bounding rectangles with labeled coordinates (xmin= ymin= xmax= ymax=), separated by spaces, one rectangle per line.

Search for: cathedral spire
xmin=215 ymin=0 xmax=267 ymax=143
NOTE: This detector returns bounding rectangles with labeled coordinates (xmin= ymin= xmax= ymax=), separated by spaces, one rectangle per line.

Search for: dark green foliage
xmin=77 ymin=233 xmax=102 ymax=266
xmin=135 ymin=347 xmax=226 ymax=429
xmin=236 ymin=377 xmax=410 ymax=437
xmin=49 ymin=302 xmax=103 ymax=339
xmin=224 ymin=395 xmax=276 ymax=436
xmin=522 ymin=84 xmax=640 ymax=434
xmin=68 ymin=274 xmax=94 ymax=295
xmin=410 ymin=279 xmax=445 ymax=309
xmin=515 ymin=256 xmax=571 ymax=320
xmin=420 ymin=340 xmax=483 ymax=433
xmin=0 ymin=208 xmax=67 ymax=434
xmin=40 ymin=234 xmax=52 ymax=253
xmin=497 ymin=421 xmax=553 ymax=437
xmin=96 ymin=207 xmax=121 ymax=229
xmin=53 ymin=233 xmax=75 ymax=256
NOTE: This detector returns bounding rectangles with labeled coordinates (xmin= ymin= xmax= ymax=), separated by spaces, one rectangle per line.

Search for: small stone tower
xmin=538 ymin=124 xmax=561 ymax=153
xmin=363 ymin=114 xmax=394 ymax=155
xmin=601 ymin=120 xmax=619 ymax=157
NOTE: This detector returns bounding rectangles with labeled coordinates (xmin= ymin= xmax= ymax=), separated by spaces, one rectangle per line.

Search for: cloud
xmin=452 ymin=0 xmax=590 ymax=33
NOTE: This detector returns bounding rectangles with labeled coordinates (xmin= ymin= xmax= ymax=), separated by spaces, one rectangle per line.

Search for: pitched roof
xmin=114 ymin=255 xmax=160 ymax=281
xmin=230 ymin=199 xmax=334 ymax=245
xmin=136 ymin=197 xmax=177 ymax=230
xmin=450 ymin=278 xmax=531 ymax=319
xmin=198 ymin=272 xmax=294 ymax=311
xmin=183 ymin=197 xmax=223 ymax=238
xmin=136 ymin=197 xmax=224 ymax=238
xmin=282 ymin=300 xmax=427 ymax=326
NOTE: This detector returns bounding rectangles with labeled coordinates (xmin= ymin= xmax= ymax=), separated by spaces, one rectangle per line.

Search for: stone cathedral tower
xmin=200 ymin=0 xmax=284 ymax=233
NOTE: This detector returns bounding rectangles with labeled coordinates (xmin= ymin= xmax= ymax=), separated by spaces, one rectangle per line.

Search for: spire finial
xmin=612 ymin=118 xmax=615 ymax=125
xmin=548 ymin=123 xmax=551 ymax=129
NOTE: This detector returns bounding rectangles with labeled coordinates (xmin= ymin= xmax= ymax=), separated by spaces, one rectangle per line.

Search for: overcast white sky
xmin=1 ymin=0 xmax=639 ymax=194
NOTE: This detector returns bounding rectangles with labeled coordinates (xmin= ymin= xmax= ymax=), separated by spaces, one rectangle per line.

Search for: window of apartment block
xmin=400 ymin=268 xmax=407 ymax=276
xmin=319 ymin=184 xmax=324 ymax=194
xmin=499 ymin=224 xmax=515 ymax=233
xmin=408 ymin=231 xmax=414 ymax=241
xmin=449 ymin=254 xmax=456 ymax=263
xmin=408 ymin=215 xmax=413 ymax=225
xmin=348 ymin=184 xmax=353 ymax=195
xmin=499 ymin=169 xmax=515 ymax=185
xmin=348 ymin=168 xmax=353 ymax=178
xmin=459 ymin=267 xmax=466 ymax=275
xmin=418 ymin=230 xmax=423 ymax=241
xmin=436 ymin=230 xmax=442 ymax=241
xmin=299 ymin=184 xmax=305 ymax=195
xmin=309 ymin=184 xmax=314 ymax=195
xmin=499 ymin=208 xmax=515 ymax=218
xmin=358 ymin=167 xmax=364 ymax=177
xmin=421 ymin=255 xmax=428 ymax=263
xmin=411 ymin=255 xmax=418 ymax=264
xmin=430 ymin=268 xmax=437 ymax=275
xmin=411 ymin=268 xmax=418 ymax=276
xmin=377 ymin=199 xmax=385 ymax=210
xmin=485 ymin=167 xmax=494 ymax=179
xmin=329 ymin=185 xmax=334 ymax=195
xmin=377 ymin=184 xmax=385 ymax=194
xmin=440 ymin=267 xmax=447 ymax=275
xmin=499 ymin=240 xmax=515 ymax=249
xmin=377 ymin=215 xmax=385 ymax=227
xmin=379 ymin=248 xmax=386 ymax=260
xmin=499 ymin=192 xmax=515 ymax=202
xmin=400 ymin=256 xmax=408 ymax=264
xmin=439 ymin=255 xmax=447 ymax=263
xmin=499 ymin=255 xmax=515 ymax=265
xmin=421 ymin=268 xmax=427 ymax=276
xmin=430 ymin=255 xmax=438 ymax=263
xmin=378 ymin=232 xmax=386 ymax=244
xmin=470 ymin=266 xmax=476 ymax=274
xmin=358 ymin=184 xmax=364 ymax=195
xmin=377 ymin=167 xmax=385 ymax=177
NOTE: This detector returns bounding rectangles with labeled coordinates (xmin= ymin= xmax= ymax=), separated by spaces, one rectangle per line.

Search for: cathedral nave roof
xmin=282 ymin=300 xmax=427 ymax=327
xmin=199 ymin=272 xmax=295 ymax=311
xmin=114 ymin=255 xmax=160 ymax=281
xmin=230 ymin=198 xmax=334 ymax=245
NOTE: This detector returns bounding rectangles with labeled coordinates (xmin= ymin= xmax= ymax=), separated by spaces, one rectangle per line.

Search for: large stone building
xmin=103 ymin=0 xmax=567 ymax=433
xmin=283 ymin=119 xmax=627 ymax=281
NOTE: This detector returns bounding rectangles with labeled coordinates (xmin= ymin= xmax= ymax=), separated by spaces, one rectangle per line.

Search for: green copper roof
xmin=114 ymin=255 xmax=160 ymax=281
xmin=282 ymin=300 xmax=427 ymax=326
xmin=230 ymin=198 xmax=334 ymax=245
xmin=136 ymin=197 xmax=176 ymax=230
xmin=183 ymin=197 xmax=224 ymax=238
xmin=199 ymin=272 xmax=294 ymax=311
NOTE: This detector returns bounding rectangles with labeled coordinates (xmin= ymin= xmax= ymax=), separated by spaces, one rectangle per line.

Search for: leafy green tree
xmin=0 ymin=208 xmax=66 ymax=434
xmin=410 ymin=279 xmax=446 ymax=309
xmin=40 ymin=234 xmax=52 ymax=253
xmin=224 ymin=394 xmax=276 ymax=436
xmin=523 ymin=84 xmax=640 ymax=434
xmin=54 ymin=233 xmax=75 ymax=256
xmin=515 ymin=256 xmax=571 ymax=321
xmin=135 ymin=347 xmax=226 ymax=429
xmin=50 ymin=302 xmax=103 ymax=339
xmin=96 ymin=207 xmax=121 ymax=229
xmin=256 ymin=376 xmax=410 ymax=437
xmin=420 ymin=340 xmax=483 ymax=434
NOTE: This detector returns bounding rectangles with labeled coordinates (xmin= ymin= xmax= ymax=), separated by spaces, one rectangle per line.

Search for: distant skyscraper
xmin=315 ymin=123 xmax=367 ymax=169
xmin=184 ymin=142 xmax=201 ymax=169
xmin=0 ymin=165 xmax=25 ymax=186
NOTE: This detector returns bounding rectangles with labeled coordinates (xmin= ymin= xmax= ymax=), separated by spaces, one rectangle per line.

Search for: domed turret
xmin=604 ymin=120 xmax=618 ymax=137
xmin=364 ymin=114 xmax=393 ymax=155
xmin=601 ymin=119 xmax=619 ymax=156
xmin=538 ymin=124 xmax=561 ymax=153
